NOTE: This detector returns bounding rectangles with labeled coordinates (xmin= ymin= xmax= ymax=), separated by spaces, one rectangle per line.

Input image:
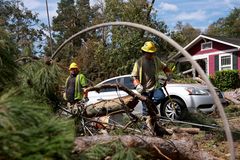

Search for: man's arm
xmin=156 ymin=57 xmax=173 ymax=83
xmin=131 ymin=76 xmax=143 ymax=93
xmin=79 ymin=74 xmax=89 ymax=101
xmin=131 ymin=61 xmax=143 ymax=93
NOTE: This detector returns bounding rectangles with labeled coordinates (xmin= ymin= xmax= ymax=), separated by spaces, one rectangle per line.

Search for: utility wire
xmin=45 ymin=0 xmax=53 ymax=56
xmin=159 ymin=117 xmax=221 ymax=130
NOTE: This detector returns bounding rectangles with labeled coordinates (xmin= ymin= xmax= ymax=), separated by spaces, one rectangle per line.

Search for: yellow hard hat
xmin=69 ymin=62 xmax=79 ymax=70
xmin=141 ymin=41 xmax=157 ymax=53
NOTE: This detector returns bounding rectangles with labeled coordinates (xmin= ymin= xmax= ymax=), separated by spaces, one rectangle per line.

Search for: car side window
xmin=101 ymin=78 xmax=120 ymax=92
xmin=123 ymin=77 xmax=135 ymax=90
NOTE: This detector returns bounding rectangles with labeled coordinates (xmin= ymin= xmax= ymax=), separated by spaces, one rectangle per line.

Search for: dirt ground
xmin=195 ymin=104 xmax=240 ymax=159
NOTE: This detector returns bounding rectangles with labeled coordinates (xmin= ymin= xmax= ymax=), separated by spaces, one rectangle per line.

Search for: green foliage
xmin=211 ymin=70 xmax=239 ymax=91
xmin=172 ymin=75 xmax=198 ymax=84
xmin=0 ymin=28 xmax=19 ymax=88
xmin=19 ymin=61 xmax=64 ymax=103
xmin=0 ymin=91 xmax=75 ymax=160
xmin=0 ymin=0 xmax=46 ymax=54
xmin=207 ymin=7 xmax=240 ymax=38
xmin=185 ymin=112 xmax=218 ymax=127
xmin=74 ymin=0 xmax=170 ymax=82
xmin=84 ymin=143 xmax=113 ymax=159
xmin=53 ymin=0 xmax=171 ymax=83
xmin=171 ymin=22 xmax=201 ymax=47
xmin=91 ymin=30 xmax=143 ymax=81
xmin=82 ymin=140 xmax=148 ymax=160
xmin=52 ymin=0 xmax=94 ymax=59
xmin=224 ymin=104 xmax=240 ymax=115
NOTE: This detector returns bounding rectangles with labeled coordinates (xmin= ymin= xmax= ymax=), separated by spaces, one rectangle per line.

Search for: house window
xmin=219 ymin=53 xmax=232 ymax=70
xmin=201 ymin=41 xmax=212 ymax=50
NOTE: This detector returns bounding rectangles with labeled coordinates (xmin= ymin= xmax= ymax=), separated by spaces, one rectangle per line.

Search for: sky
xmin=22 ymin=0 xmax=240 ymax=31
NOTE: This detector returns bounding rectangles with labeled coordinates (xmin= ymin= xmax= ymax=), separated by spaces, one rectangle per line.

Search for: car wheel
xmin=161 ymin=98 xmax=187 ymax=120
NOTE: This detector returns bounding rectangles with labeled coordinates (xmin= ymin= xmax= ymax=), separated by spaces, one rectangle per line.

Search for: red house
xmin=175 ymin=34 xmax=240 ymax=77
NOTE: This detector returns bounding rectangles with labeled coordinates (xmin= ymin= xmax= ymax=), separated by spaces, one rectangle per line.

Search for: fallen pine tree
xmin=84 ymin=84 xmax=170 ymax=137
xmin=73 ymin=134 xmax=217 ymax=160
xmin=83 ymin=95 xmax=139 ymax=118
xmin=85 ymin=83 xmax=157 ymax=117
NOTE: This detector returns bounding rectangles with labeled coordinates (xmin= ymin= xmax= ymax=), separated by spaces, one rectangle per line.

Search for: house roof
xmin=185 ymin=34 xmax=240 ymax=50
xmin=203 ymin=34 xmax=240 ymax=46
xmin=167 ymin=34 xmax=240 ymax=62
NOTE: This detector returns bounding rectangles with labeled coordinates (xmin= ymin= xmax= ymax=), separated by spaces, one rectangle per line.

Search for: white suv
xmin=87 ymin=75 xmax=227 ymax=120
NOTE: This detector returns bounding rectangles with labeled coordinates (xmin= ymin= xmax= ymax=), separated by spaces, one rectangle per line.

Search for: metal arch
xmin=51 ymin=22 xmax=235 ymax=159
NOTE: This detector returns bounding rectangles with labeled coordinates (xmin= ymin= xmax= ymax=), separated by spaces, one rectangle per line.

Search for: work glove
xmin=136 ymin=84 xmax=143 ymax=93
xmin=166 ymin=73 xmax=173 ymax=81
xmin=63 ymin=92 xmax=67 ymax=100
xmin=83 ymin=97 xmax=89 ymax=103
xmin=133 ymin=78 xmax=143 ymax=93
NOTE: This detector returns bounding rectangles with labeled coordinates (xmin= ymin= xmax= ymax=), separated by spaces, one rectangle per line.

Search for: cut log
xmin=167 ymin=127 xmax=200 ymax=134
xmin=83 ymin=95 xmax=139 ymax=118
xmin=73 ymin=135 xmax=217 ymax=160
xmin=85 ymin=84 xmax=170 ymax=137
xmin=224 ymin=90 xmax=240 ymax=105
xmin=86 ymin=84 xmax=158 ymax=116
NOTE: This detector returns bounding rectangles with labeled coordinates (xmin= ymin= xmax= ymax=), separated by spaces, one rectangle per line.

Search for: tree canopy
xmin=0 ymin=0 xmax=46 ymax=56
xmin=207 ymin=7 xmax=240 ymax=38
xmin=171 ymin=22 xmax=201 ymax=47
xmin=0 ymin=1 xmax=239 ymax=159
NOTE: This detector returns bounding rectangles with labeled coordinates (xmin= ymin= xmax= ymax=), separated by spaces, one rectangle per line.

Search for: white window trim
xmin=206 ymin=57 xmax=209 ymax=76
xmin=219 ymin=53 xmax=232 ymax=71
xmin=194 ymin=56 xmax=209 ymax=76
xmin=201 ymin=41 xmax=212 ymax=50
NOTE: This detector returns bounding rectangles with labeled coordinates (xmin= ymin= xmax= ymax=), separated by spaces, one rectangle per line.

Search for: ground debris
xmin=224 ymin=88 xmax=240 ymax=105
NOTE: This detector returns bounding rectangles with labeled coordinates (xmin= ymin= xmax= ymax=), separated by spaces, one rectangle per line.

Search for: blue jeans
xmin=142 ymin=88 xmax=165 ymax=116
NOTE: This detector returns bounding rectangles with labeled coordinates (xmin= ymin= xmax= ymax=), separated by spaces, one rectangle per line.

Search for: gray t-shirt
xmin=131 ymin=55 xmax=165 ymax=92
xmin=141 ymin=57 xmax=156 ymax=91
xmin=66 ymin=74 xmax=76 ymax=103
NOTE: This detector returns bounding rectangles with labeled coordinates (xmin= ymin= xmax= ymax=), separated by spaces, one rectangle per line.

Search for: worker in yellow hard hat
xmin=64 ymin=62 xmax=88 ymax=111
xmin=131 ymin=41 xmax=172 ymax=128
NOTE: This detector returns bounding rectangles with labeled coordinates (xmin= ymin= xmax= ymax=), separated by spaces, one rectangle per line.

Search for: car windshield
xmin=123 ymin=76 xmax=135 ymax=89
xmin=99 ymin=76 xmax=135 ymax=92
xmin=100 ymin=78 xmax=121 ymax=92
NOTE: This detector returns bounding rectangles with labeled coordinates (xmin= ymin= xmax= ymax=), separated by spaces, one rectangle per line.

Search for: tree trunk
xmin=83 ymin=95 xmax=139 ymax=118
xmin=73 ymin=135 xmax=217 ymax=160
xmin=85 ymin=84 xmax=170 ymax=136
xmin=167 ymin=127 xmax=200 ymax=134
xmin=85 ymin=84 xmax=158 ymax=117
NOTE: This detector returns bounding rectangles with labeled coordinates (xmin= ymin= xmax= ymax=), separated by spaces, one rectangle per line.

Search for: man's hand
xmin=82 ymin=89 xmax=89 ymax=103
xmin=166 ymin=73 xmax=173 ymax=81
xmin=136 ymin=84 xmax=143 ymax=93
xmin=132 ymin=78 xmax=143 ymax=93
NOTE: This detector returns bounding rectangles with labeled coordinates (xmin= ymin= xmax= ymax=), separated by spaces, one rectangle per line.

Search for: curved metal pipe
xmin=51 ymin=22 xmax=235 ymax=159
